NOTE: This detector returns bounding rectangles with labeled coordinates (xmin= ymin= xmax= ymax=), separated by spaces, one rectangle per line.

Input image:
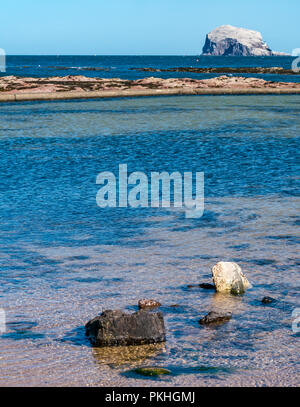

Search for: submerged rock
xmin=199 ymin=283 xmax=216 ymax=290
xmin=138 ymin=299 xmax=161 ymax=309
xmin=133 ymin=367 xmax=171 ymax=377
xmin=187 ymin=283 xmax=215 ymax=289
xmin=202 ymin=25 xmax=287 ymax=56
xmin=85 ymin=309 xmax=166 ymax=347
xmin=92 ymin=343 xmax=165 ymax=366
xmin=212 ymin=262 xmax=252 ymax=295
xmin=261 ymin=296 xmax=276 ymax=304
xmin=199 ymin=311 xmax=232 ymax=326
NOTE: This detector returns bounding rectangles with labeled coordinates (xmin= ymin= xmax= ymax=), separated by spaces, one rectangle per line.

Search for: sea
xmin=2 ymin=54 xmax=300 ymax=82
xmin=0 ymin=56 xmax=299 ymax=386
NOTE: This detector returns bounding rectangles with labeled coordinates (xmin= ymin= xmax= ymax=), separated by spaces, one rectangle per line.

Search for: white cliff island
xmin=202 ymin=25 xmax=288 ymax=56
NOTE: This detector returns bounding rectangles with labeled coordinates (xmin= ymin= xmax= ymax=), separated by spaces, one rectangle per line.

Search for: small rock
xmin=85 ymin=309 xmax=166 ymax=347
xmin=212 ymin=261 xmax=252 ymax=295
xmin=199 ymin=283 xmax=216 ymax=290
xmin=261 ymin=296 xmax=275 ymax=304
xmin=138 ymin=299 xmax=161 ymax=309
xmin=133 ymin=367 xmax=171 ymax=377
xmin=199 ymin=311 xmax=232 ymax=325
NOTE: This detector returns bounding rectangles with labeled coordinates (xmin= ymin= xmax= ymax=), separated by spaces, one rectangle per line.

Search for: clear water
xmin=3 ymin=55 xmax=300 ymax=82
xmin=0 ymin=94 xmax=299 ymax=386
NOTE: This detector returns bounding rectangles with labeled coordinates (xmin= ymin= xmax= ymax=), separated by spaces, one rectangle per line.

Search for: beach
xmin=0 ymin=93 xmax=299 ymax=386
xmin=1 ymin=0 xmax=300 ymax=392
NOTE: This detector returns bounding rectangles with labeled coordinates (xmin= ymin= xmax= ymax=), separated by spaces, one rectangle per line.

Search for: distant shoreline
xmin=1 ymin=74 xmax=300 ymax=102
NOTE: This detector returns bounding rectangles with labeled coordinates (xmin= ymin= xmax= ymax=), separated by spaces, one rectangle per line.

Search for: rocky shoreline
xmin=132 ymin=66 xmax=299 ymax=74
xmin=1 ymin=74 xmax=300 ymax=102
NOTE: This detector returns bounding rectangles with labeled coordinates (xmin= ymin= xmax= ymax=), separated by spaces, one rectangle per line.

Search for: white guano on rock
xmin=202 ymin=25 xmax=288 ymax=56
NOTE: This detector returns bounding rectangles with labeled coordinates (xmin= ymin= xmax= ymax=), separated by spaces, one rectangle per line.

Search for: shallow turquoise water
xmin=0 ymin=95 xmax=299 ymax=386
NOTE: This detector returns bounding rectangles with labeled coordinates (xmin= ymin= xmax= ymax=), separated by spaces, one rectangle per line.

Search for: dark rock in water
xmin=199 ymin=283 xmax=216 ymax=290
xmin=85 ymin=309 xmax=166 ymax=347
xmin=199 ymin=311 xmax=232 ymax=326
xmin=133 ymin=367 xmax=171 ymax=377
xmin=187 ymin=283 xmax=215 ymax=290
xmin=261 ymin=296 xmax=276 ymax=304
xmin=138 ymin=299 xmax=161 ymax=309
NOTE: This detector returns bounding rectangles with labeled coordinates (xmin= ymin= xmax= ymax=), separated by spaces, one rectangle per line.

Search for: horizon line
xmin=4 ymin=54 xmax=293 ymax=57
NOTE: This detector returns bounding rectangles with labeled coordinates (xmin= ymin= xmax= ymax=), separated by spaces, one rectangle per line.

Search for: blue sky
xmin=1 ymin=0 xmax=299 ymax=55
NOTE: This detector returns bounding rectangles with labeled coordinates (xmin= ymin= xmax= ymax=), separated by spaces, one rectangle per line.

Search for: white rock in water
xmin=212 ymin=262 xmax=252 ymax=294
xmin=202 ymin=25 xmax=288 ymax=56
